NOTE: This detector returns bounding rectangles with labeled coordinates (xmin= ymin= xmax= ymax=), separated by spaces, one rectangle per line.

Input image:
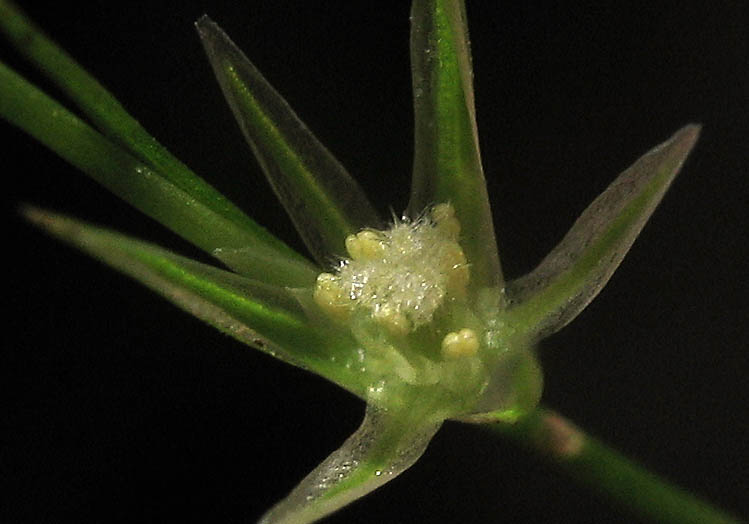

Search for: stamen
xmin=441 ymin=328 xmax=479 ymax=359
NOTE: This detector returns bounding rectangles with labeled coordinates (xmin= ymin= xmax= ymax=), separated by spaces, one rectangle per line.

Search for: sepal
xmin=22 ymin=207 xmax=362 ymax=392
xmin=197 ymin=16 xmax=382 ymax=264
xmin=259 ymin=405 xmax=442 ymax=524
xmin=409 ymin=0 xmax=503 ymax=290
xmin=505 ymin=125 xmax=700 ymax=339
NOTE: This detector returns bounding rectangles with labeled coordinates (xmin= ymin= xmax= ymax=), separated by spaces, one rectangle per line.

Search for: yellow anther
xmin=373 ymin=304 xmax=412 ymax=336
xmin=441 ymin=328 xmax=479 ymax=359
xmin=440 ymin=243 xmax=470 ymax=296
xmin=345 ymin=230 xmax=386 ymax=260
xmin=447 ymin=264 xmax=470 ymax=297
xmin=440 ymin=241 xmax=467 ymax=268
xmin=313 ymin=273 xmax=350 ymax=320
xmin=432 ymin=203 xmax=461 ymax=239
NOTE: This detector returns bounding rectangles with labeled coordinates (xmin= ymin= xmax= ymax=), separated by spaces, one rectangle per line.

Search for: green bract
xmin=0 ymin=1 xmax=703 ymax=523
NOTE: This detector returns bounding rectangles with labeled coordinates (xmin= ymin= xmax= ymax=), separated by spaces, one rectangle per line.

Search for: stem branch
xmin=484 ymin=407 xmax=741 ymax=524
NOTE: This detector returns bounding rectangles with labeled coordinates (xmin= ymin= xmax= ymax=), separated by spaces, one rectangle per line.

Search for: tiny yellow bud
xmin=441 ymin=328 xmax=479 ymax=359
xmin=440 ymin=243 xmax=470 ymax=296
xmin=313 ymin=273 xmax=350 ymax=320
xmin=346 ymin=230 xmax=386 ymax=260
xmin=373 ymin=304 xmax=412 ymax=336
xmin=432 ymin=203 xmax=461 ymax=239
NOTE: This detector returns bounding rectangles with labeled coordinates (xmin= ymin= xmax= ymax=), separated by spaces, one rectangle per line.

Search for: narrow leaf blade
xmin=22 ymin=206 xmax=357 ymax=387
xmin=259 ymin=405 xmax=441 ymax=524
xmin=0 ymin=62 xmax=317 ymax=287
xmin=409 ymin=0 xmax=503 ymax=290
xmin=196 ymin=16 xmax=382 ymax=264
xmin=0 ymin=0 xmax=263 ymax=241
xmin=505 ymin=125 xmax=701 ymax=338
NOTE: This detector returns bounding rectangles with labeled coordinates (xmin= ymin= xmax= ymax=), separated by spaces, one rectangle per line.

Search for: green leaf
xmin=0 ymin=1 xmax=264 ymax=245
xmin=196 ymin=16 xmax=382 ymax=265
xmin=259 ymin=405 xmax=442 ymax=524
xmin=408 ymin=0 xmax=503 ymax=291
xmin=504 ymin=125 xmax=701 ymax=338
xmin=22 ymin=206 xmax=365 ymax=391
xmin=0 ymin=62 xmax=317 ymax=287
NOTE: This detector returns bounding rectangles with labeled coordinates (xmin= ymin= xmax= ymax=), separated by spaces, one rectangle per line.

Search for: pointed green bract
xmin=260 ymin=405 xmax=442 ymax=524
xmin=22 ymin=206 xmax=367 ymax=391
xmin=196 ymin=16 xmax=382 ymax=265
xmin=409 ymin=0 xmax=503 ymax=291
xmin=0 ymin=62 xmax=317 ymax=287
xmin=505 ymin=125 xmax=700 ymax=338
xmin=0 ymin=0 xmax=270 ymax=248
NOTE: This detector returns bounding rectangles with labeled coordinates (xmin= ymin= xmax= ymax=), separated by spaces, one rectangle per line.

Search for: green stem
xmin=484 ymin=407 xmax=741 ymax=524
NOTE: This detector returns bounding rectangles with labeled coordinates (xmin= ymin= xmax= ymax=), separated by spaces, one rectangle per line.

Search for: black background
xmin=4 ymin=2 xmax=748 ymax=523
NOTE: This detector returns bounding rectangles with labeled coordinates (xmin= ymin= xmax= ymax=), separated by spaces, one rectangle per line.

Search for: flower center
xmin=313 ymin=203 xmax=477 ymax=359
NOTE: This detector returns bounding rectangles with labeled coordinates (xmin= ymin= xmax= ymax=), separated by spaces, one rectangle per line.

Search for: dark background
xmin=4 ymin=1 xmax=747 ymax=523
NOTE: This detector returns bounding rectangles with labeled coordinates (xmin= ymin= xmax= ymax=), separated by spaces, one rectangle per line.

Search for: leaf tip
xmin=19 ymin=204 xmax=82 ymax=244
xmin=669 ymin=123 xmax=702 ymax=161
xmin=194 ymin=13 xmax=214 ymax=33
xmin=19 ymin=203 xmax=52 ymax=230
xmin=677 ymin=122 xmax=701 ymax=145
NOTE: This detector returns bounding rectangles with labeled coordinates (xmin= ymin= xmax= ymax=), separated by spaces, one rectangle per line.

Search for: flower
xmin=1 ymin=1 xmax=700 ymax=523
